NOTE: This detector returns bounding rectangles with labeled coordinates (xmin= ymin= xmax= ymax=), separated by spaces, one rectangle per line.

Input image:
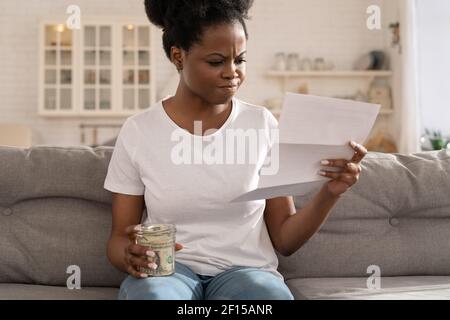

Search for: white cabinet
xmin=38 ymin=18 xmax=156 ymax=117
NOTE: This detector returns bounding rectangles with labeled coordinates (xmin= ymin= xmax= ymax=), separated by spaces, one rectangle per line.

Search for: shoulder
xmin=121 ymin=100 xmax=162 ymax=134
xmin=234 ymin=98 xmax=278 ymax=129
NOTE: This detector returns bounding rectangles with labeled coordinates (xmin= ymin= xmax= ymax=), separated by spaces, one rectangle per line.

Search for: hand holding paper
xmin=231 ymin=93 xmax=380 ymax=202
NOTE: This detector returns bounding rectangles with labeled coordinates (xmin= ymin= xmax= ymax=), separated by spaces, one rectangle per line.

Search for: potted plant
xmin=425 ymin=129 xmax=449 ymax=150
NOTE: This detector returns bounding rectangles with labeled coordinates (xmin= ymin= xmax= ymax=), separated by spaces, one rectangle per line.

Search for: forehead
xmin=191 ymin=22 xmax=247 ymax=55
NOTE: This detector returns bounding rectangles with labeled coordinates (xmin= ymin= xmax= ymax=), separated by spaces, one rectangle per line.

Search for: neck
xmin=162 ymin=81 xmax=234 ymax=136
xmin=170 ymin=82 xmax=232 ymax=120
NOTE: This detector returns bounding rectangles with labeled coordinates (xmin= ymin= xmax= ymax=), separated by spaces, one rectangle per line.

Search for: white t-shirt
xmin=104 ymin=96 xmax=283 ymax=280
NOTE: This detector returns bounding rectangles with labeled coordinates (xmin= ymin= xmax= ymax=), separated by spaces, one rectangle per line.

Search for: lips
xmin=218 ymin=84 xmax=238 ymax=88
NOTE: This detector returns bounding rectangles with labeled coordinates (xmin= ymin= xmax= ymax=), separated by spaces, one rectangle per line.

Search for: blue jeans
xmin=118 ymin=261 xmax=294 ymax=300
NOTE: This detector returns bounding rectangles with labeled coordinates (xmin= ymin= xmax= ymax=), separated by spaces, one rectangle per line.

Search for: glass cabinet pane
xmin=138 ymin=50 xmax=149 ymax=66
xmin=45 ymin=50 xmax=57 ymax=65
xmin=123 ymin=25 xmax=135 ymax=47
xmin=60 ymin=28 xmax=72 ymax=47
xmin=123 ymin=89 xmax=134 ymax=110
xmin=139 ymin=89 xmax=150 ymax=109
xmin=123 ymin=51 xmax=134 ymax=66
xmin=100 ymin=70 xmax=111 ymax=84
xmin=138 ymin=70 xmax=149 ymax=84
xmin=45 ymin=25 xmax=57 ymax=46
xmin=60 ymin=89 xmax=72 ymax=110
xmin=100 ymin=26 xmax=111 ymax=47
xmin=138 ymin=27 xmax=149 ymax=47
xmin=123 ymin=70 xmax=134 ymax=84
xmin=100 ymin=89 xmax=111 ymax=110
xmin=60 ymin=70 xmax=72 ymax=84
xmin=84 ymin=26 xmax=96 ymax=47
xmin=84 ymin=89 xmax=95 ymax=110
xmin=45 ymin=69 xmax=56 ymax=84
xmin=84 ymin=50 xmax=96 ymax=65
xmin=60 ymin=50 xmax=72 ymax=65
xmin=44 ymin=88 xmax=57 ymax=110
xmin=84 ymin=70 xmax=96 ymax=84
xmin=99 ymin=50 xmax=111 ymax=65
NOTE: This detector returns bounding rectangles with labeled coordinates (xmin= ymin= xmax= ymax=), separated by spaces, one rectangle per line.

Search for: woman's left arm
xmin=264 ymin=141 xmax=367 ymax=256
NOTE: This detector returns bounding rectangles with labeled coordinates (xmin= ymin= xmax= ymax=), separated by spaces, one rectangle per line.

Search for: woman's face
xmin=174 ymin=21 xmax=247 ymax=105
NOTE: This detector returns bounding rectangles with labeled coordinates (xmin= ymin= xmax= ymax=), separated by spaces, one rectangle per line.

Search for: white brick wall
xmin=0 ymin=0 xmax=401 ymax=146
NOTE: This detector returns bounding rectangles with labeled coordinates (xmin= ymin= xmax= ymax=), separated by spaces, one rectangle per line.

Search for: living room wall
xmin=0 ymin=0 xmax=399 ymax=147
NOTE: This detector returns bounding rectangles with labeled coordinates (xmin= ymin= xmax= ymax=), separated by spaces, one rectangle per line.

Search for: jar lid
xmin=139 ymin=223 xmax=176 ymax=234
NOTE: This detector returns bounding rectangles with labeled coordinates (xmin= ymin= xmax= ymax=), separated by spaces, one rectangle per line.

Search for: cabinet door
xmin=42 ymin=24 xmax=74 ymax=112
xmin=120 ymin=24 xmax=152 ymax=112
xmin=82 ymin=24 xmax=113 ymax=113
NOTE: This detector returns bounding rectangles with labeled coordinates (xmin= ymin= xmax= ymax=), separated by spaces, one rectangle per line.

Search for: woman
xmin=104 ymin=0 xmax=367 ymax=300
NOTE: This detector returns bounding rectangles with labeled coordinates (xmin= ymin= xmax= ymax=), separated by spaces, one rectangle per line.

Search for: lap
xmin=204 ymin=266 xmax=294 ymax=300
xmin=118 ymin=262 xmax=294 ymax=300
xmin=118 ymin=262 xmax=204 ymax=300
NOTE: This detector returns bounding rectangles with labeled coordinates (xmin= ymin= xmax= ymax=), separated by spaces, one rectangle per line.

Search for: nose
xmin=222 ymin=61 xmax=239 ymax=80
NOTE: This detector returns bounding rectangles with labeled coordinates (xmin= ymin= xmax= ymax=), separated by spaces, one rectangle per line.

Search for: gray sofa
xmin=0 ymin=145 xmax=449 ymax=300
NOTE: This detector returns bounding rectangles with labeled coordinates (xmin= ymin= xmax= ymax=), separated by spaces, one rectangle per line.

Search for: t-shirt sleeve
xmin=104 ymin=118 xmax=145 ymax=195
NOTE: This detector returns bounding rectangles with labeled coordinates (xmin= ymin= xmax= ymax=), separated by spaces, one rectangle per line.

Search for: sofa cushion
xmin=0 ymin=146 xmax=125 ymax=287
xmin=0 ymin=284 xmax=118 ymax=300
xmin=286 ymin=276 xmax=450 ymax=300
xmin=278 ymin=150 xmax=450 ymax=279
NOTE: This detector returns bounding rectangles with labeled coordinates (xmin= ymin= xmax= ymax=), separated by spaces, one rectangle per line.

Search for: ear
xmin=170 ymin=46 xmax=184 ymax=71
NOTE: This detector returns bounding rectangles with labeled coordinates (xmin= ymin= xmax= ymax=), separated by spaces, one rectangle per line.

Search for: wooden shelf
xmin=270 ymin=108 xmax=393 ymax=118
xmin=266 ymin=70 xmax=393 ymax=78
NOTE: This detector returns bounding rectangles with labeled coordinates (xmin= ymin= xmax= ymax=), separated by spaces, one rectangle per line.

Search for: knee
xmin=235 ymin=271 xmax=294 ymax=300
xmin=119 ymin=275 xmax=196 ymax=300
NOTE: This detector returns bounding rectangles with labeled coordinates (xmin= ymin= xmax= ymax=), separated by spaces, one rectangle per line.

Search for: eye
xmin=208 ymin=61 xmax=223 ymax=66
xmin=236 ymin=59 xmax=247 ymax=65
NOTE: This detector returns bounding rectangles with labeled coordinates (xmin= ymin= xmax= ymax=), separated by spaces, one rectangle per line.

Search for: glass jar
xmin=136 ymin=223 xmax=176 ymax=276
xmin=287 ymin=53 xmax=300 ymax=71
xmin=274 ymin=52 xmax=287 ymax=71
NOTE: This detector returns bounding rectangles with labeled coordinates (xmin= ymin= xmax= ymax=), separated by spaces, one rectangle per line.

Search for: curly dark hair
xmin=144 ymin=0 xmax=254 ymax=60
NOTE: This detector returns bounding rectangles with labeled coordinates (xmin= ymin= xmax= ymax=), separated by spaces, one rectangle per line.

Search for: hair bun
xmin=144 ymin=0 xmax=254 ymax=30
xmin=144 ymin=0 xmax=170 ymax=29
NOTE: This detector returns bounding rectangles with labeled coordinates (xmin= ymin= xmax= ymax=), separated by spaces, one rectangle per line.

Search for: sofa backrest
xmin=0 ymin=146 xmax=125 ymax=287
xmin=277 ymin=150 xmax=450 ymax=279
xmin=2 ymin=146 xmax=449 ymax=285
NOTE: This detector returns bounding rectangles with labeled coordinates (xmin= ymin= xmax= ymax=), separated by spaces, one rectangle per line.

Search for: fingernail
xmin=318 ymin=170 xmax=327 ymax=176
xmin=320 ymin=160 xmax=330 ymax=165
xmin=148 ymin=262 xmax=158 ymax=270
xmin=134 ymin=225 xmax=142 ymax=231
xmin=350 ymin=141 xmax=357 ymax=147
xmin=146 ymin=250 xmax=155 ymax=257
xmin=140 ymin=273 xmax=148 ymax=278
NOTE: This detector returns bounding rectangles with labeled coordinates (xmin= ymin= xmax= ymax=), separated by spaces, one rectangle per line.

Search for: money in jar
xmin=135 ymin=223 xmax=176 ymax=276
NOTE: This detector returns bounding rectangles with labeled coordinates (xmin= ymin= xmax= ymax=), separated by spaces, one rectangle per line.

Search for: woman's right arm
xmin=107 ymin=192 xmax=152 ymax=278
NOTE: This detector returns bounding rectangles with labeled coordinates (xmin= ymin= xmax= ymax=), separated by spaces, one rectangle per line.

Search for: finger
xmin=345 ymin=162 xmax=361 ymax=174
xmin=338 ymin=173 xmax=358 ymax=186
xmin=320 ymin=159 xmax=349 ymax=169
xmin=319 ymin=170 xmax=358 ymax=184
xmin=175 ymin=243 xmax=183 ymax=251
xmin=128 ymin=243 xmax=155 ymax=258
xmin=125 ymin=224 xmax=141 ymax=241
xmin=128 ymin=253 xmax=157 ymax=271
xmin=349 ymin=141 xmax=368 ymax=163
xmin=126 ymin=264 xmax=148 ymax=279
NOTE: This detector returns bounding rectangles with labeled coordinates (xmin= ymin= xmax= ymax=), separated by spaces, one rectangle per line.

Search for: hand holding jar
xmin=124 ymin=224 xmax=183 ymax=278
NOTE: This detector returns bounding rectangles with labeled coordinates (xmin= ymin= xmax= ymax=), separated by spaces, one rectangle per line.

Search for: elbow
xmin=277 ymin=245 xmax=294 ymax=257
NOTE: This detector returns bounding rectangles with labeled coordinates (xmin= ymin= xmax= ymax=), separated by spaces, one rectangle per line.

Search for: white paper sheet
xmin=231 ymin=93 xmax=380 ymax=202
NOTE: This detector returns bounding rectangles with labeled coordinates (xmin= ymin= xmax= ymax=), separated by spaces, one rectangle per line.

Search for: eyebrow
xmin=206 ymin=51 xmax=247 ymax=58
